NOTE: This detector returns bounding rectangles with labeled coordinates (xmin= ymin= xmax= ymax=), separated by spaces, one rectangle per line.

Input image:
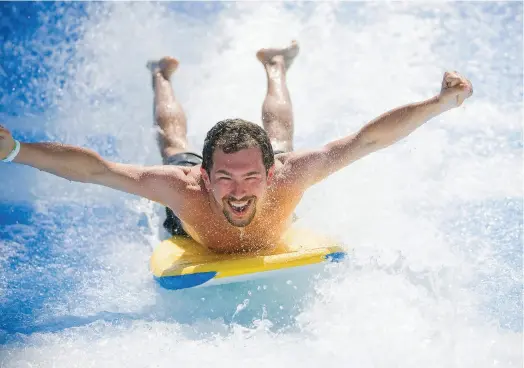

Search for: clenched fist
xmin=0 ymin=125 xmax=16 ymax=160
xmin=439 ymin=71 xmax=473 ymax=109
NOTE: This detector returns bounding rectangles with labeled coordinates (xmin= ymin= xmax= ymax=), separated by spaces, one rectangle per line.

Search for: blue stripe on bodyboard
xmin=325 ymin=251 xmax=346 ymax=262
xmin=155 ymin=272 xmax=217 ymax=290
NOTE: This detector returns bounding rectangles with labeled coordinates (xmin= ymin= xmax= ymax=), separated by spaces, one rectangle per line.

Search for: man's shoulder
xmin=271 ymin=149 xmax=325 ymax=190
xmin=185 ymin=165 xmax=205 ymax=189
xmin=272 ymin=152 xmax=302 ymax=187
xmin=274 ymin=151 xmax=295 ymax=168
xmin=147 ymin=163 xmax=203 ymax=191
xmin=158 ymin=165 xmax=206 ymax=211
xmin=168 ymin=164 xmax=204 ymax=190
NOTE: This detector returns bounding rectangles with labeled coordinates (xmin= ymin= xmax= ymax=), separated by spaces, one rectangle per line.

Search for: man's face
xmin=201 ymin=147 xmax=274 ymax=227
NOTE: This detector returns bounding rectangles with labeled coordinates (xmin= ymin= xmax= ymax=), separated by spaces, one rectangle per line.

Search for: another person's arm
xmin=281 ymin=71 xmax=473 ymax=188
xmin=0 ymin=132 xmax=188 ymax=205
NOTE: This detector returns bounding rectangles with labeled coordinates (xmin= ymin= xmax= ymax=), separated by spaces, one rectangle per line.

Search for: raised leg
xmin=147 ymin=57 xmax=188 ymax=163
xmin=257 ymin=40 xmax=300 ymax=153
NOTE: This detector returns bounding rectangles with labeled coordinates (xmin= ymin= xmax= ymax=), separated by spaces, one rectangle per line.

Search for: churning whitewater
xmin=0 ymin=2 xmax=521 ymax=367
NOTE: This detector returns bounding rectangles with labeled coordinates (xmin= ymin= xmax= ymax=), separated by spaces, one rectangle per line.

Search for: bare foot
xmin=146 ymin=56 xmax=179 ymax=80
xmin=256 ymin=40 xmax=300 ymax=70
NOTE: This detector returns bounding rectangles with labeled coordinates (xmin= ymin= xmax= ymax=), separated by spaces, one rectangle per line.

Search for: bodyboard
xmin=150 ymin=227 xmax=346 ymax=290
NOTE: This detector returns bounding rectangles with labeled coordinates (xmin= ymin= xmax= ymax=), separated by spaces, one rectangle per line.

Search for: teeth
xmin=230 ymin=200 xmax=249 ymax=208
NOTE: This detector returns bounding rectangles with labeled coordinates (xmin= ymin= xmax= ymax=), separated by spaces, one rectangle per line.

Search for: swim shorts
xmin=163 ymin=152 xmax=203 ymax=236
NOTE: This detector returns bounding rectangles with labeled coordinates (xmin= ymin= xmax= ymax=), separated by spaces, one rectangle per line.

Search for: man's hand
xmin=0 ymin=125 xmax=16 ymax=160
xmin=438 ymin=71 xmax=473 ymax=110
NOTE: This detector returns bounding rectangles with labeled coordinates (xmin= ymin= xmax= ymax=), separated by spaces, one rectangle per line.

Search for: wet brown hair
xmin=202 ymin=118 xmax=274 ymax=174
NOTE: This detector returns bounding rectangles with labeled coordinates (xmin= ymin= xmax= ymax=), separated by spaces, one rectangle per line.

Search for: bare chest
xmin=179 ymin=192 xmax=300 ymax=253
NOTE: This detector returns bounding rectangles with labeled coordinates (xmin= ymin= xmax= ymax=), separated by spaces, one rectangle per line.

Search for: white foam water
xmin=1 ymin=2 xmax=521 ymax=367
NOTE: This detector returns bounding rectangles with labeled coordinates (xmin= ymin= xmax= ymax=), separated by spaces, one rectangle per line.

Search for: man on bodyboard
xmin=0 ymin=41 xmax=473 ymax=253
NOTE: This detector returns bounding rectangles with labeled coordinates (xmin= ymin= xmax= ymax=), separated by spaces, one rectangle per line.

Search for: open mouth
xmin=227 ymin=198 xmax=254 ymax=216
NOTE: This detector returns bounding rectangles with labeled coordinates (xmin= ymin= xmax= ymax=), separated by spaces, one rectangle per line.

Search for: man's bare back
xmin=0 ymin=40 xmax=473 ymax=254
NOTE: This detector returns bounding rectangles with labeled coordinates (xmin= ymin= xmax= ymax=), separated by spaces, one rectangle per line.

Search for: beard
xmin=221 ymin=196 xmax=257 ymax=227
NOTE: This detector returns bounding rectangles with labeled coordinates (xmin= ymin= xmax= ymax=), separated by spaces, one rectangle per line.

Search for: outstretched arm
xmin=282 ymin=71 xmax=473 ymax=188
xmin=0 ymin=133 xmax=189 ymax=206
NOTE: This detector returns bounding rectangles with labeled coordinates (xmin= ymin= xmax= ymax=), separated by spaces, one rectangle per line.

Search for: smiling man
xmin=0 ymin=40 xmax=473 ymax=253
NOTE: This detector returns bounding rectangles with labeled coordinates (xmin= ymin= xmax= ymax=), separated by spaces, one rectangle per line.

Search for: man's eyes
xmin=217 ymin=176 xmax=260 ymax=181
